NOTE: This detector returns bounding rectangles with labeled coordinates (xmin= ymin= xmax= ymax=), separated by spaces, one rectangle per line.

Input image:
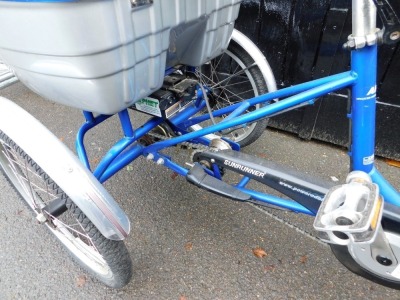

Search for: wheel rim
xmin=350 ymin=231 xmax=400 ymax=282
xmin=194 ymin=49 xmax=261 ymax=143
xmin=0 ymin=137 xmax=111 ymax=276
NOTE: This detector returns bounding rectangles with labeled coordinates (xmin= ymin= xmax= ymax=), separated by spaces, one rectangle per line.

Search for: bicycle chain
xmin=147 ymin=131 xmax=325 ymax=245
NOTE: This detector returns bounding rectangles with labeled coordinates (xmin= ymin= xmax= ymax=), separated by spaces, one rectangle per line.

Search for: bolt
xmin=390 ymin=31 xmax=400 ymax=41
xmin=156 ymin=158 xmax=164 ymax=165
xmin=376 ymin=255 xmax=393 ymax=266
xmin=146 ymin=153 xmax=154 ymax=161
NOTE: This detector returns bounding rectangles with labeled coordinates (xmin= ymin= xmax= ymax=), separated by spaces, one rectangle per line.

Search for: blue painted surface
xmin=183 ymin=72 xmax=355 ymax=127
xmin=76 ymin=112 xmax=112 ymax=170
xmin=236 ymin=187 xmax=314 ymax=215
xmin=71 ymin=45 xmax=399 ymax=217
xmin=370 ymin=167 xmax=400 ymax=207
xmin=144 ymin=72 xmax=357 ymax=154
xmin=350 ymin=45 xmax=378 ymax=173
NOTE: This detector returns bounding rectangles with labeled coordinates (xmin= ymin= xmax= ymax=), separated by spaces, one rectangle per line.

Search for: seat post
xmin=352 ymin=0 xmax=377 ymax=38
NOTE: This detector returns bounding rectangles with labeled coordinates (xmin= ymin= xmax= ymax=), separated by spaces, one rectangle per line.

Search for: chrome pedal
xmin=314 ymin=171 xmax=384 ymax=245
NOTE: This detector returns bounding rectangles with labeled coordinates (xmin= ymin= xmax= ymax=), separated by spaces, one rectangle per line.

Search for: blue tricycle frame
xmin=76 ymin=41 xmax=400 ymax=216
xmin=2 ymin=0 xmax=400 ymax=291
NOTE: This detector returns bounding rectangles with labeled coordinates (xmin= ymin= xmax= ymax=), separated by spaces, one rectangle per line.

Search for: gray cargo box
xmin=0 ymin=0 xmax=241 ymax=114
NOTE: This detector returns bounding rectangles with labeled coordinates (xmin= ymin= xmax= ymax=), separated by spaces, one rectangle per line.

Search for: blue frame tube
xmin=170 ymin=99 xmax=206 ymax=125
xmin=349 ymin=45 xmax=400 ymax=206
xmin=77 ymin=110 xmax=164 ymax=181
xmin=236 ymin=187 xmax=314 ymax=215
xmin=76 ymin=72 xmax=356 ymax=184
xmin=93 ymin=116 xmax=163 ymax=180
xmin=76 ymin=112 xmax=113 ymax=170
xmin=145 ymin=72 xmax=357 ymax=154
xmin=221 ymin=101 xmax=251 ymax=123
xmin=161 ymin=156 xmax=190 ymax=176
xmin=93 ymin=138 xmax=137 ymax=179
xmin=74 ymin=50 xmax=400 ymax=213
xmin=182 ymin=71 xmax=354 ymax=128
xmin=237 ymin=176 xmax=251 ymax=188
xmin=370 ymin=167 xmax=400 ymax=207
xmin=118 ymin=110 xmax=134 ymax=138
xmin=350 ymin=45 xmax=378 ymax=173
xmin=98 ymin=144 xmax=143 ymax=183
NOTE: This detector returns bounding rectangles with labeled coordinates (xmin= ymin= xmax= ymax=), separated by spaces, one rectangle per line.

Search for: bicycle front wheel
xmin=0 ymin=131 xmax=132 ymax=288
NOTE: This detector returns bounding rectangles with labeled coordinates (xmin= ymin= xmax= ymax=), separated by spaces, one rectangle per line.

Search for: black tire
xmin=0 ymin=131 xmax=132 ymax=288
xmin=194 ymin=39 xmax=270 ymax=147
xmin=330 ymin=225 xmax=400 ymax=290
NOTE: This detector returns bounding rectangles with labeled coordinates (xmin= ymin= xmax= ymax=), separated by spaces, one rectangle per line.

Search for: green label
xmin=135 ymin=97 xmax=161 ymax=117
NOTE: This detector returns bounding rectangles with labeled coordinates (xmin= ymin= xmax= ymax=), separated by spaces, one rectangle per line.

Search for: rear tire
xmin=0 ymin=131 xmax=132 ymax=288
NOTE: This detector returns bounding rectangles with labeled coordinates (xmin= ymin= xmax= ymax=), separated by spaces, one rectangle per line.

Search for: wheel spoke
xmin=0 ymin=131 xmax=132 ymax=287
xmin=190 ymin=43 xmax=269 ymax=147
xmin=52 ymin=217 xmax=98 ymax=252
xmin=2 ymin=147 xmax=41 ymax=208
xmin=1 ymin=135 xmax=104 ymax=263
xmin=210 ymin=61 xmax=257 ymax=89
xmin=216 ymin=62 xmax=241 ymax=90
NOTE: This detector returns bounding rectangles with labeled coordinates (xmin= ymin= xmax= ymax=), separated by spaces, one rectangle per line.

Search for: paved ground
xmin=1 ymin=82 xmax=400 ymax=299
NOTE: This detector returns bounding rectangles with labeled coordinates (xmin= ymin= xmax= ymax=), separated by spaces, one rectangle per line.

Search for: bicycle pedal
xmin=314 ymin=171 xmax=384 ymax=245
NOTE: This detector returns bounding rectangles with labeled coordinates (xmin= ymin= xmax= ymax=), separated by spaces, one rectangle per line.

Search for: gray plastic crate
xmin=0 ymin=0 xmax=241 ymax=114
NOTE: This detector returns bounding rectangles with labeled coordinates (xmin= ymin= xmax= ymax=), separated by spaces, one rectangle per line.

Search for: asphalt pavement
xmin=1 ymin=82 xmax=400 ymax=299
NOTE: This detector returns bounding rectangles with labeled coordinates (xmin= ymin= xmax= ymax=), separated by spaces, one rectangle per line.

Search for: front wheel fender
xmin=0 ymin=97 xmax=130 ymax=240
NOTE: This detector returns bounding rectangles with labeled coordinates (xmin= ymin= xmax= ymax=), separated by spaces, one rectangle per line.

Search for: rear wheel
xmin=0 ymin=131 xmax=132 ymax=288
xmin=194 ymin=39 xmax=270 ymax=147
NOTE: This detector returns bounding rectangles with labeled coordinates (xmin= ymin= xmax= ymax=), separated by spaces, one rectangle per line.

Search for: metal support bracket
xmin=374 ymin=0 xmax=400 ymax=45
